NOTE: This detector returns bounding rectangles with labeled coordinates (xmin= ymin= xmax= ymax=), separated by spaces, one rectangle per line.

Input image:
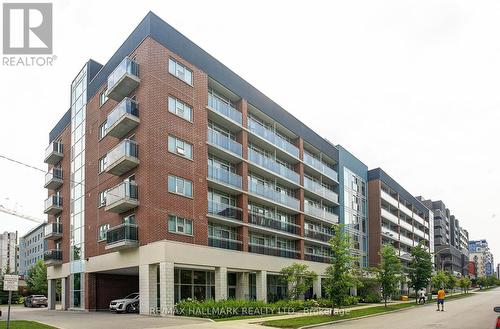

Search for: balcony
xmin=44 ymin=249 xmax=62 ymax=266
xmin=381 ymin=208 xmax=399 ymax=225
xmin=44 ymin=222 xmax=62 ymax=240
xmin=105 ymin=181 xmax=139 ymax=213
xmin=303 ymin=153 xmax=338 ymax=182
xmin=207 ymin=164 xmax=242 ymax=190
xmin=208 ymin=200 xmax=243 ymax=221
xmin=399 ymin=220 xmax=413 ymax=232
xmin=304 ymin=229 xmax=333 ymax=243
xmin=248 ymin=149 xmax=300 ymax=184
xmin=304 ymin=253 xmax=330 ymax=263
xmin=105 ymin=140 xmax=139 ymax=176
xmin=208 ymin=94 xmax=242 ymax=125
xmin=247 ymin=117 xmax=299 ymax=158
xmin=399 ymin=235 xmax=414 ymax=246
xmin=44 ymin=141 xmax=63 ymax=164
xmin=304 ymin=203 xmax=338 ymax=223
xmin=44 ymin=168 xmax=63 ymax=190
xmin=248 ymin=180 xmax=300 ymax=210
xmin=303 ymin=177 xmax=338 ymax=203
xmin=248 ymin=243 xmax=300 ymax=259
xmin=248 ymin=211 xmax=300 ymax=235
xmin=208 ymin=237 xmax=242 ymax=251
xmin=105 ymin=98 xmax=139 ymax=139
xmin=106 ymin=57 xmax=140 ymax=102
xmin=381 ymin=190 xmax=399 ymax=208
xmin=207 ymin=128 xmax=243 ymax=157
xmin=105 ymin=223 xmax=139 ymax=250
xmin=44 ymin=195 xmax=62 ymax=215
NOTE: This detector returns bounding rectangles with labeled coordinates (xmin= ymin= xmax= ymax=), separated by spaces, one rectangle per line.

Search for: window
xmin=168 ymin=58 xmax=193 ymax=85
xmin=99 ymin=121 xmax=107 ymax=139
xmin=168 ymin=215 xmax=193 ymax=235
xmin=168 ymin=96 xmax=192 ymax=122
xmin=98 ymin=156 xmax=107 ymax=173
xmin=168 ymin=136 xmax=193 ymax=159
xmin=168 ymin=175 xmax=193 ymax=197
xmin=99 ymin=89 xmax=108 ymax=107
xmin=98 ymin=224 xmax=110 ymax=241
xmin=98 ymin=190 xmax=107 ymax=207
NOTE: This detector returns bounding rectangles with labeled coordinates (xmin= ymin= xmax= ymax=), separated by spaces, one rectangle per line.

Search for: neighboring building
xmin=469 ymin=240 xmax=494 ymax=277
xmin=468 ymin=261 xmax=477 ymax=279
xmin=367 ymin=168 xmax=433 ymax=269
xmin=496 ymin=264 xmax=499 ymax=279
xmin=18 ymin=223 xmax=47 ymax=278
xmin=0 ymin=231 xmax=18 ymax=274
xmin=43 ymin=12 xmax=348 ymax=312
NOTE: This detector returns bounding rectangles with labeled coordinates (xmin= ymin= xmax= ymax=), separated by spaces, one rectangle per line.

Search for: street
xmin=315 ymin=288 xmax=500 ymax=329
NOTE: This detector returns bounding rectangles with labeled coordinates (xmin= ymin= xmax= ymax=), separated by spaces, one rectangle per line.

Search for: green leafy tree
xmin=26 ymin=259 xmax=48 ymax=295
xmin=324 ymin=225 xmax=360 ymax=314
xmin=445 ymin=272 xmax=458 ymax=296
xmin=406 ymin=243 xmax=433 ymax=304
xmin=477 ymin=276 xmax=487 ymax=289
xmin=458 ymin=277 xmax=471 ymax=293
xmin=280 ymin=263 xmax=317 ymax=300
xmin=487 ymin=275 xmax=497 ymax=288
xmin=376 ymin=244 xmax=403 ymax=307
xmin=431 ymin=270 xmax=448 ymax=290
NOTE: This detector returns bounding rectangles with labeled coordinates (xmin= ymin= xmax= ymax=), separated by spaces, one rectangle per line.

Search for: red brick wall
xmin=368 ymin=179 xmax=381 ymax=266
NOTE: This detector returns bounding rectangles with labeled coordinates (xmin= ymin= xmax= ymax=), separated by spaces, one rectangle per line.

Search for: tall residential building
xmin=0 ymin=231 xmax=18 ymax=274
xmin=367 ymin=168 xmax=433 ymax=269
xmin=496 ymin=264 xmax=499 ymax=279
xmin=43 ymin=12 xmax=347 ymax=312
xmin=18 ymin=223 xmax=47 ymax=278
xmin=469 ymin=240 xmax=494 ymax=277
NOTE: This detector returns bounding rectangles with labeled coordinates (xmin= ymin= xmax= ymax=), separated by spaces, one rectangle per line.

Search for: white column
xmin=312 ymin=277 xmax=322 ymax=299
xmin=159 ymin=262 xmax=175 ymax=316
xmin=60 ymin=277 xmax=67 ymax=310
xmin=47 ymin=279 xmax=56 ymax=310
xmin=215 ymin=267 xmax=228 ymax=301
xmin=256 ymin=270 xmax=267 ymax=303
xmin=139 ymin=264 xmax=158 ymax=315
xmin=236 ymin=272 xmax=250 ymax=300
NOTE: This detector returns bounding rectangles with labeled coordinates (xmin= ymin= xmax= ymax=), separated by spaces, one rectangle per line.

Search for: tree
xmin=26 ymin=259 xmax=48 ymax=295
xmin=280 ymin=263 xmax=317 ymax=300
xmin=477 ymin=276 xmax=487 ymax=289
xmin=324 ymin=225 xmax=360 ymax=314
xmin=445 ymin=272 xmax=458 ymax=296
xmin=376 ymin=244 xmax=403 ymax=307
xmin=406 ymin=243 xmax=433 ymax=304
xmin=458 ymin=277 xmax=471 ymax=293
xmin=431 ymin=270 xmax=448 ymax=290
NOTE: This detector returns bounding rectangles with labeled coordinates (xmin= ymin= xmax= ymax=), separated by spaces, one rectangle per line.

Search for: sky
xmin=0 ymin=0 xmax=498 ymax=264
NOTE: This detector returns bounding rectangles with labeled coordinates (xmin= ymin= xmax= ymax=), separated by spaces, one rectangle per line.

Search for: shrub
xmin=343 ymin=295 xmax=359 ymax=306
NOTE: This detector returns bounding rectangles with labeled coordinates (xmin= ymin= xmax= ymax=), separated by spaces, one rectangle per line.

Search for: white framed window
xmin=98 ymin=190 xmax=107 ymax=207
xmin=168 ymin=135 xmax=193 ymax=159
xmin=168 ymin=58 xmax=193 ymax=85
xmin=168 ymin=175 xmax=193 ymax=197
xmin=98 ymin=224 xmax=110 ymax=241
xmin=168 ymin=96 xmax=192 ymax=122
xmin=99 ymin=89 xmax=108 ymax=107
xmin=98 ymin=155 xmax=107 ymax=173
xmin=168 ymin=215 xmax=193 ymax=235
xmin=99 ymin=120 xmax=108 ymax=139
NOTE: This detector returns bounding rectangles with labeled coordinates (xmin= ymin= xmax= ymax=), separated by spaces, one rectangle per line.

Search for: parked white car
xmin=109 ymin=293 xmax=139 ymax=313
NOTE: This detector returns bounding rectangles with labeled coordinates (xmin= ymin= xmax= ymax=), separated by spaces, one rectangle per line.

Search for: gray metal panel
xmin=48 ymin=108 xmax=71 ymax=142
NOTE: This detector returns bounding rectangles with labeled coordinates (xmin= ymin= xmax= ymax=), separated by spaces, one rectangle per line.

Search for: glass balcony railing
xmin=304 ymin=203 xmax=338 ymax=223
xmin=106 ymin=139 xmax=139 ymax=176
xmin=304 ymin=253 xmax=331 ymax=263
xmin=208 ymin=94 xmax=242 ymax=125
xmin=106 ymin=223 xmax=138 ymax=248
xmin=107 ymin=57 xmax=139 ymax=101
xmin=248 ymin=180 xmax=300 ymax=210
xmin=248 ymin=149 xmax=300 ymax=184
xmin=44 ymin=195 xmax=62 ymax=214
xmin=247 ymin=117 xmax=299 ymax=158
xmin=44 ymin=141 xmax=63 ymax=164
xmin=208 ymin=200 xmax=243 ymax=221
xmin=248 ymin=243 xmax=300 ymax=259
xmin=44 ymin=249 xmax=62 ymax=263
xmin=207 ymin=128 xmax=243 ymax=157
xmin=208 ymin=236 xmax=242 ymax=251
xmin=304 ymin=229 xmax=333 ymax=242
xmin=303 ymin=177 xmax=338 ymax=203
xmin=207 ymin=164 xmax=242 ymax=189
xmin=303 ymin=153 xmax=338 ymax=182
xmin=248 ymin=211 xmax=300 ymax=235
xmin=44 ymin=167 xmax=63 ymax=189
xmin=106 ymin=181 xmax=138 ymax=212
xmin=106 ymin=98 xmax=139 ymax=138
xmin=44 ymin=222 xmax=62 ymax=239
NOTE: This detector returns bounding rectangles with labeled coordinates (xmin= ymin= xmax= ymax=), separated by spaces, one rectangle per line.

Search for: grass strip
xmin=0 ymin=320 xmax=58 ymax=329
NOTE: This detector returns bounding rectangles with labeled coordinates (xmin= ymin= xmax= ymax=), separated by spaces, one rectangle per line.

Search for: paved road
xmin=316 ymin=288 xmax=500 ymax=329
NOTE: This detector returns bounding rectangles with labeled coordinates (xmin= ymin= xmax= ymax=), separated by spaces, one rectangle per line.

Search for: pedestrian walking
xmin=418 ymin=288 xmax=426 ymax=304
xmin=436 ymin=288 xmax=445 ymax=311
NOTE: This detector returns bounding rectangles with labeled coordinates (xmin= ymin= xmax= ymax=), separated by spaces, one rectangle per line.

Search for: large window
xmin=168 ymin=58 xmax=193 ymax=85
xmin=168 ymin=96 xmax=192 ymax=122
xmin=99 ymin=121 xmax=107 ymax=140
xmin=168 ymin=175 xmax=193 ymax=197
xmin=174 ymin=269 xmax=215 ymax=302
xmin=98 ymin=190 xmax=107 ymax=207
xmin=168 ymin=135 xmax=193 ymax=159
xmin=98 ymin=156 xmax=107 ymax=173
xmin=168 ymin=215 xmax=193 ymax=235
xmin=99 ymin=89 xmax=108 ymax=107
xmin=98 ymin=224 xmax=110 ymax=241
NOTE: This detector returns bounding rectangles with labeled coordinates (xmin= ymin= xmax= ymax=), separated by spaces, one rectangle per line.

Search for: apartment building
xmin=43 ymin=12 xmax=353 ymax=312
xmin=469 ymin=240 xmax=494 ymax=277
xmin=367 ymin=168 xmax=433 ymax=268
xmin=0 ymin=231 xmax=18 ymax=274
xmin=18 ymin=223 xmax=47 ymax=278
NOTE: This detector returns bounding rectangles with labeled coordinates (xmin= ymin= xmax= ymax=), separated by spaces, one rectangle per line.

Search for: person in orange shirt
xmin=436 ymin=288 xmax=446 ymax=311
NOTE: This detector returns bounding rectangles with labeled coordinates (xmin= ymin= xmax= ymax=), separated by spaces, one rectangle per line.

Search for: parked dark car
xmin=24 ymin=295 xmax=48 ymax=308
